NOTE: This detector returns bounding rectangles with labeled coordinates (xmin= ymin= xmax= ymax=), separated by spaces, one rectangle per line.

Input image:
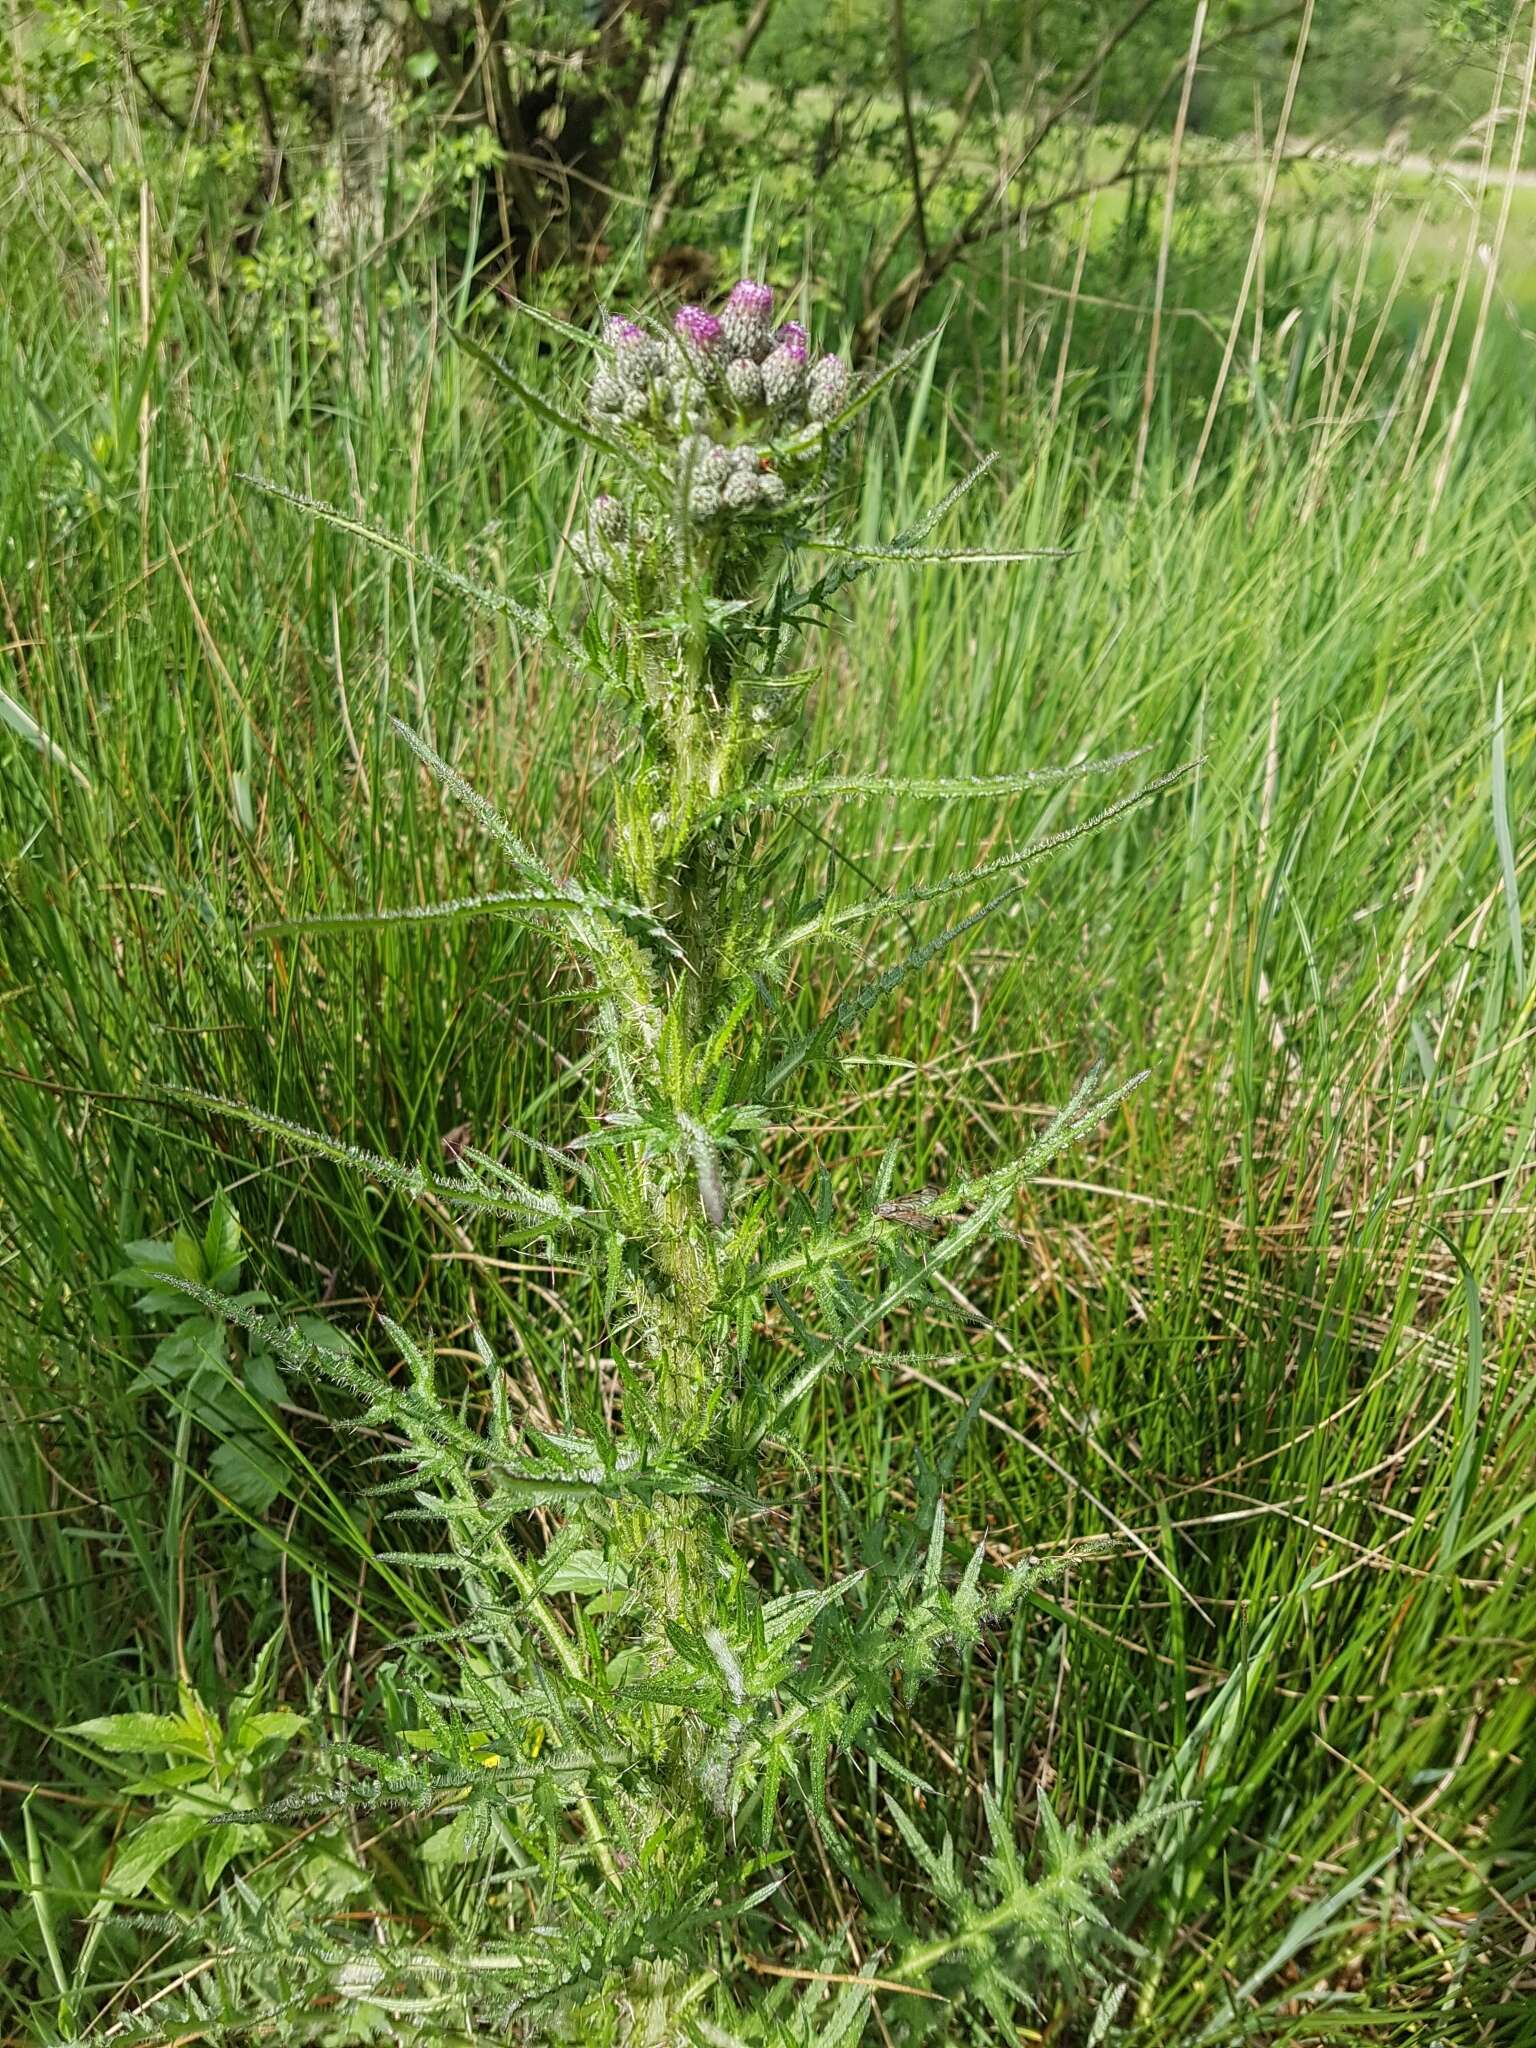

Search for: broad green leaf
xmin=243 ymin=1347 xmax=286 ymax=1405
xmin=202 ymin=1192 xmax=242 ymax=1292
xmin=209 ymin=1436 xmax=288 ymax=1513
xmin=235 ymin=1709 xmax=307 ymax=1753
xmin=70 ymin=1712 xmax=190 ymax=1755
xmin=102 ymin=1811 xmax=208 ymax=1898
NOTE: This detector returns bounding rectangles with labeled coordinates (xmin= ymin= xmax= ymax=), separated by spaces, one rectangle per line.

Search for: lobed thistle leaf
xmin=166 ymin=1088 xmax=589 ymax=1231
xmin=453 ymin=324 xmax=657 ymax=477
xmin=237 ymin=474 xmax=556 ymax=642
xmin=702 ymin=746 xmax=1154 ymax=828
xmin=812 ymin=539 xmax=1074 ymax=565
xmin=766 ymin=759 xmax=1200 ymax=961
xmin=250 ymin=886 xmax=628 ymax=942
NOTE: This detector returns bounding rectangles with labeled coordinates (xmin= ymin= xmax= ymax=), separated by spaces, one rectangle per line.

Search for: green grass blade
xmin=1491 ymin=677 xmax=1525 ymax=999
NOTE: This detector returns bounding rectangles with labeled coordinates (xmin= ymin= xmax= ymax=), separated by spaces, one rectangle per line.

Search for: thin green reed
xmin=143 ymin=284 xmax=1192 ymax=2042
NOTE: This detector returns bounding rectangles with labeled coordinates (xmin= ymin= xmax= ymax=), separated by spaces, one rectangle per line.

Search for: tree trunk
xmin=301 ymin=0 xmax=401 ymax=262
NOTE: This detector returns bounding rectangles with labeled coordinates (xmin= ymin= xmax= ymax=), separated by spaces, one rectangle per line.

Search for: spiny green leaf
xmin=812 ymin=540 xmax=1073 ymax=565
xmin=165 ymin=1088 xmax=588 ymax=1230
xmin=453 ymin=326 xmax=647 ymax=471
xmin=708 ymin=746 xmax=1151 ymax=826
xmin=768 ymin=760 xmax=1199 ymax=960
xmin=780 ymin=331 xmax=940 ymax=455
xmin=238 ymin=474 xmax=553 ymax=638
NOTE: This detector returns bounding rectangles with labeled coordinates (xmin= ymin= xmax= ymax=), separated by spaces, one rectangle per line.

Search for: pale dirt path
xmin=1286 ymin=139 xmax=1536 ymax=191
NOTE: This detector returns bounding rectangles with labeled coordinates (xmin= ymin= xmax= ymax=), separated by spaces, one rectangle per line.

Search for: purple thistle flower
xmin=604 ymin=315 xmax=645 ymax=346
xmin=775 ymin=321 xmax=809 ymax=359
xmin=674 ymin=305 xmax=724 ymax=353
xmin=721 ymin=279 xmax=776 ymax=360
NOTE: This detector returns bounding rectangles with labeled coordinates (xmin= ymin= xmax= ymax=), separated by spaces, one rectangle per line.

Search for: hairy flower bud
xmin=588 ymin=370 xmax=624 ymax=417
xmin=590 ymin=494 xmax=628 ymax=542
xmin=688 ymin=482 xmax=723 ymax=522
xmin=617 ymin=338 xmax=665 ymax=391
xmin=620 ymin=388 xmax=650 ymax=422
xmin=604 ymin=315 xmax=645 ymax=347
xmin=724 ymin=358 xmax=764 ymax=410
xmin=674 ymin=305 xmax=724 ymax=356
xmin=807 ymin=353 xmax=851 ymax=423
xmin=720 ymin=279 xmax=775 ymax=360
xmin=722 ymin=470 xmax=759 ymax=511
xmin=676 ymin=437 xmax=733 ymax=490
xmin=761 ymin=343 xmax=807 ymax=410
xmin=756 ymin=469 xmax=787 ymax=506
xmin=775 ymin=320 xmax=809 ymax=354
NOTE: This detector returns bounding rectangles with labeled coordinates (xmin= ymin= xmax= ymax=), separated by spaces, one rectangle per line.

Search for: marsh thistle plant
xmin=155 ymin=282 xmax=1190 ymax=2044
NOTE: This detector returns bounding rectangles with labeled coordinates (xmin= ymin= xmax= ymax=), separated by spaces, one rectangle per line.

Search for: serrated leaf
xmin=813 ymin=540 xmax=1072 ymax=565
xmin=209 ymin=1436 xmax=288 ymax=1513
xmin=453 ymin=327 xmax=644 ymax=471
xmin=238 ymin=474 xmax=553 ymax=639
xmin=202 ymin=1192 xmax=241 ymax=1292
xmin=780 ymin=332 xmax=939 ymax=456
xmin=70 ymin=1712 xmax=192 ymax=1754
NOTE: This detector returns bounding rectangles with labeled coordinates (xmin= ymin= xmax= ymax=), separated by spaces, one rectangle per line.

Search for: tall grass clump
xmin=83 ymin=285 xmax=1194 ymax=2041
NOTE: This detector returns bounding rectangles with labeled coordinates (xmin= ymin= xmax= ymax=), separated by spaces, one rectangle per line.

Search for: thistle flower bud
xmin=688 ymin=482 xmax=723 ymax=522
xmin=760 ymin=342 xmax=807 ymax=410
xmin=775 ymin=321 xmax=809 ymax=353
xmin=588 ymin=370 xmax=624 ymax=417
xmin=620 ymin=388 xmax=650 ymax=422
xmin=676 ymin=437 xmax=733 ymax=490
xmin=604 ymin=315 xmax=645 ymax=347
xmin=807 ymin=353 xmax=851 ymax=423
xmin=725 ymin=358 xmax=765 ymax=409
xmin=756 ymin=469 xmax=787 ymax=506
xmin=674 ymin=305 xmax=724 ymax=356
xmin=722 ymin=470 xmax=759 ymax=511
xmin=617 ymin=337 xmax=666 ymax=391
xmin=720 ymin=279 xmax=775 ymax=360
xmin=590 ymin=494 xmax=628 ymax=542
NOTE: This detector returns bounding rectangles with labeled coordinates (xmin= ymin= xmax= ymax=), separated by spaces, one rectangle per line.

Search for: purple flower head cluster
xmin=674 ymin=305 xmax=724 ymax=354
xmin=580 ymin=283 xmax=856 ymax=566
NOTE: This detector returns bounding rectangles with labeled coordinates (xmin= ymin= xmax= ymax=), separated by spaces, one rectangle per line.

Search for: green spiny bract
xmin=127 ymin=283 xmax=1190 ymax=2044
